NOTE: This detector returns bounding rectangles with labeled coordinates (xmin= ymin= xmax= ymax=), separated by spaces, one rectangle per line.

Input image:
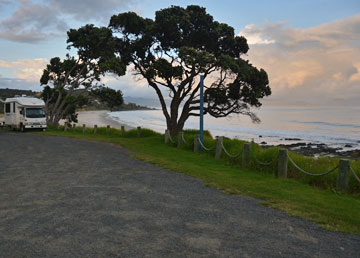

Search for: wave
xmin=290 ymin=120 xmax=360 ymax=129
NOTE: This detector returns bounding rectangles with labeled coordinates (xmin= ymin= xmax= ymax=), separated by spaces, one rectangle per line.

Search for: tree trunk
xmin=166 ymin=108 xmax=188 ymax=137
xmin=167 ymin=117 xmax=185 ymax=137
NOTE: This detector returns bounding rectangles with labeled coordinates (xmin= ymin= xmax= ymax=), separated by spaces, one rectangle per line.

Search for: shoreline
xmin=72 ymin=110 xmax=360 ymax=159
xmin=61 ymin=110 xmax=134 ymax=130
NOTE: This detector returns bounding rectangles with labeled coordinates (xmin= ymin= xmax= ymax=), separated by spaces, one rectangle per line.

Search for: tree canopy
xmin=40 ymin=25 xmax=126 ymax=126
xmin=91 ymin=86 xmax=124 ymax=111
xmin=109 ymin=5 xmax=271 ymax=135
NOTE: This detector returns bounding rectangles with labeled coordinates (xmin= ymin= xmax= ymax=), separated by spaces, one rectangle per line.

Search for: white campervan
xmin=3 ymin=96 xmax=47 ymax=132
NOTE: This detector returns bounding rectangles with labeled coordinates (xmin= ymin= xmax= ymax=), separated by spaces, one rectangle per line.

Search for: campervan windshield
xmin=26 ymin=108 xmax=45 ymax=118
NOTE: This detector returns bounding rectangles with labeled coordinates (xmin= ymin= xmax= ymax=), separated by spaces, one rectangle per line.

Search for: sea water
xmin=108 ymin=106 xmax=360 ymax=151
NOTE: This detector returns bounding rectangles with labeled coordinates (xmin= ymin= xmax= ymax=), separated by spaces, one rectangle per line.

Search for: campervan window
xmin=25 ymin=108 xmax=45 ymax=118
xmin=13 ymin=103 xmax=15 ymax=113
xmin=5 ymin=103 xmax=10 ymax=113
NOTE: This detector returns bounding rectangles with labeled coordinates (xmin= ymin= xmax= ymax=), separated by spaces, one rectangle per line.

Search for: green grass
xmin=39 ymin=126 xmax=360 ymax=234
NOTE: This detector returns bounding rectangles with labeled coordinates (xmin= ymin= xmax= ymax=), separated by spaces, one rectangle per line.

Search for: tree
xmin=41 ymin=86 xmax=88 ymax=124
xmin=40 ymin=25 xmax=126 ymax=126
xmin=109 ymin=5 xmax=271 ymax=136
xmin=91 ymin=86 xmax=124 ymax=111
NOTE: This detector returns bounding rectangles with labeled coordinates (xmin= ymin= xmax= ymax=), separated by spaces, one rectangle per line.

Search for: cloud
xmin=0 ymin=58 xmax=47 ymax=82
xmin=0 ymin=76 xmax=40 ymax=91
xmin=0 ymin=0 xmax=137 ymax=43
xmin=350 ymin=63 xmax=360 ymax=82
xmin=103 ymin=67 xmax=157 ymax=99
xmin=241 ymin=23 xmax=277 ymax=45
xmin=239 ymin=14 xmax=360 ymax=106
xmin=0 ymin=0 xmax=68 ymax=43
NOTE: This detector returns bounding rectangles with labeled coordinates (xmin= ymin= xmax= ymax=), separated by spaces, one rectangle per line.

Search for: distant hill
xmin=123 ymin=96 xmax=168 ymax=109
xmin=0 ymin=88 xmax=40 ymax=113
xmin=0 ymin=88 xmax=39 ymax=99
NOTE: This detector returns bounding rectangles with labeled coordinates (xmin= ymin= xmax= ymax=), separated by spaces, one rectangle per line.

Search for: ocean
xmin=108 ymin=106 xmax=360 ymax=151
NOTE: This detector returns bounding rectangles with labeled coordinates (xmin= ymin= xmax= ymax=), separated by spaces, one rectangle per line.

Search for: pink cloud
xmin=238 ymin=14 xmax=360 ymax=106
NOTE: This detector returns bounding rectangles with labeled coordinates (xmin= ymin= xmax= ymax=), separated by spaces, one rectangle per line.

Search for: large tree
xmin=109 ymin=5 xmax=271 ymax=136
xmin=40 ymin=25 xmax=126 ymax=126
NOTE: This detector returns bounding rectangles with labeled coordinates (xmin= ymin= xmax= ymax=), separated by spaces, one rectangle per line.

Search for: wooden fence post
xmin=106 ymin=125 xmax=110 ymax=135
xmin=164 ymin=130 xmax=169 ymax=144
xmin=121 ymin=125 xmax=125 ymax=134
xmin=82 ymin=124 xmax=86 ymax=133
xmin=337 ymin=159 xmax=350 ymax=191
xmin=64 ymin=124 xmax=67 ymax=132
xmin=215 ymin=136 xmax=223 ymax=160
xmin=178 ymin=131 xmax=184 ymax=148
xmin=277 ymin=149 xmax=288 ymax=178
xmin=94 ymin=124 xmax=97 ymax=134
xmin=242 ymin=143 xmax=251 ymax=168
xmin=73 ymin=124 xmax=76 ymax=130
xmin=194 ymin=135 xmax=200 ymax=152
xmin=137 ymin=126 xmax=141 ymax=137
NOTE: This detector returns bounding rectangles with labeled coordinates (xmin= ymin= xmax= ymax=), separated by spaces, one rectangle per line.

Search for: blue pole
xmin=200 ymin=75 xmax=204 ymax=151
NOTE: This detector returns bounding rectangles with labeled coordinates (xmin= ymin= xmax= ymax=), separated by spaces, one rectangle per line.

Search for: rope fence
xmin=350 ymin=167 xmax=360 ymax=184
xmin=220 ymin=141 xmax=241 ymax=158
xmin=164 ymin=130 xmax=176 ymax=144
xmin=253 ymin=156 xmax=273 ymax=166
xmin=168 ymin=134 xmax=176 ymax=144
xmin=181 ymin=133 xmax=188 ymax=145
xmin=197 ymin=137 xmax=215 ymax=151
xmin=287 ymin=153 xmax=339 ymax=176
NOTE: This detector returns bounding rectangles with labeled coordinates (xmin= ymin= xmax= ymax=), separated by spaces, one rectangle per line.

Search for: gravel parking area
xmin=0 ymin=130 xmax=359 ymax=257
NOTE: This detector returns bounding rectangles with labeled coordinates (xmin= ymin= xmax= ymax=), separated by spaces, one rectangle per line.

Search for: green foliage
xmin=124 ymin=128 xmax=160 ymax=138
xmin=67 ymin=25 xmax=126 ymax=76
xmin=118 ymin=102 xmax=155 ymax=111
xmin=0 ymin=88 xmax=38 ymax=113
xmin=91 ymin=86 xmax=124 ymax=111
xmin=0 ymin=88 xmax=37 ymax=99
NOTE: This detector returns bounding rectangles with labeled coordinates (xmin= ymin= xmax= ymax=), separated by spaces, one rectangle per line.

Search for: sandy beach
xmin=61 ymin=110 xmax=133 ymax=130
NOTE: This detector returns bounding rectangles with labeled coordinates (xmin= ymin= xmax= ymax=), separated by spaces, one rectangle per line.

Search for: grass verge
xmin=39 ymin=126 xmax=360 ymax=234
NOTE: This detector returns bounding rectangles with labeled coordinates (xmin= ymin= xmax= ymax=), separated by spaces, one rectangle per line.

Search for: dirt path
xmin=0 ymin=131 xmax=359 ymax=257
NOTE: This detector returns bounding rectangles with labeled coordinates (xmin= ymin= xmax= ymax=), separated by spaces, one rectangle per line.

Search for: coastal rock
xmin=344 ymin=144 xmax=352 ymax=148
xmin=279 ymin=142 xmax=306 ymax=148
xmin=284 ymin=138 xmax=301 ymax=141
xmin=259 ymin=141 xmax=360 ymax=158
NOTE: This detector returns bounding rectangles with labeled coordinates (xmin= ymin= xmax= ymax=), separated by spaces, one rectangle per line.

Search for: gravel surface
xmin=0 ymin=130 xmax=359 ymax=257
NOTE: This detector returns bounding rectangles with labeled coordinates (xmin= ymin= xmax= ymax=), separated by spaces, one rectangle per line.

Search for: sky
xmin=0 ymin=0 xmax=359 ymax=107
